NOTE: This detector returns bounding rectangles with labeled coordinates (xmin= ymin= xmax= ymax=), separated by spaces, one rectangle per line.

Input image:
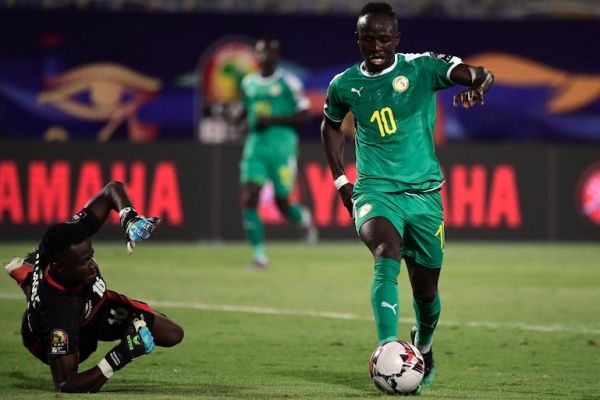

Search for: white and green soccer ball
xmin=369 ymin=340 xmax=425 ymax=395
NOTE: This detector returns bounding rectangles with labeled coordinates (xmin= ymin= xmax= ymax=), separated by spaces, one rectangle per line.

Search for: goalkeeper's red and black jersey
xmin=22 ymin=263 xmax=109 ymax=361
xmin=20 ymin=207 xmax=156 ymax=364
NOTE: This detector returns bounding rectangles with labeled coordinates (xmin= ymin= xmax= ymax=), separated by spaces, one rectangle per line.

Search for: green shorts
xmin=240 ymin=153 xmax=297 ymax=197
xmin=353 ymin=190 xmax=445 ymax=268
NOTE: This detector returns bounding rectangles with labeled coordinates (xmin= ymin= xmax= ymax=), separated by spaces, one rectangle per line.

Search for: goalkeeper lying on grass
xmin=5 ymin=181 xmax=184 ymax=392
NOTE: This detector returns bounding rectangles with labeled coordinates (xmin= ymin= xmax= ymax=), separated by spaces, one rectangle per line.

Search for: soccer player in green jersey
xmin=321 ymin=2 xmax=494 ymax=390
xmin=240 ymin=37 xmax=318 ymax=268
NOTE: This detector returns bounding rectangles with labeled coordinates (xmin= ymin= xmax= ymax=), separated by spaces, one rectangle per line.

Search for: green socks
xmin=287 ymin=203 xmax=303 ymax=223
xmin=413 ymin=293 xmax=441 ymax=353
xmin=242 ymin=209 xmax=265 ymax=261
xmin=371 ymin=258 xmax=401 ymax=344
xmin=370 ymin=257 xmax=441 ymax=349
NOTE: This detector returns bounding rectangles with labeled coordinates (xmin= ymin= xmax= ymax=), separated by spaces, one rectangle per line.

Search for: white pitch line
xmin=2 ymin=292 xmax=599 ymax=335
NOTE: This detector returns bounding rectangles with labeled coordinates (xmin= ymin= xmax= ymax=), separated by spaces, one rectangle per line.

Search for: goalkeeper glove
xmin=119 ymin=208 xmax=160 ymax=254
xmin=101 ymin=320 xmax=155 ymax=376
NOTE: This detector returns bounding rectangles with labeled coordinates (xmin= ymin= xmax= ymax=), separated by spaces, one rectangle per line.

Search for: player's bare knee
xmin=104 ymin=180 xmax=126 ymax=194
xmin=412 ymin=287 xmax=437 ymax=303
xmin=372 ymin=241 xmax=401 ymax=260
xmin=162 ymin=322 xmax=184 ymax=347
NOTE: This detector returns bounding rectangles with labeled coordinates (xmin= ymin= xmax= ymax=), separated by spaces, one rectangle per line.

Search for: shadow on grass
xmin=6 ymin=370 xmax=253 ymax=397
xmin=276 ymin=368 xmax=379 ymax=398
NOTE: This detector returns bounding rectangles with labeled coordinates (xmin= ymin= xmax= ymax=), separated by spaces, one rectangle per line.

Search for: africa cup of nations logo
xmin=199 ymin=37 xmax=258 ymax=104
xmin=196 ymin=36 xmax=259 ymax=143
xmin=578 ymin=163 xmax=600 ymax=226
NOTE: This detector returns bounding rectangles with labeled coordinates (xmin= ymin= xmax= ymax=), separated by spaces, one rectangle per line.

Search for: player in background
xmin=239 ymin=37 xmax=318 ymax=268
xmin=5 ymin=181 xmax=184 ymax=392
xmin=321 ymin=2 xmax=494 ymax=390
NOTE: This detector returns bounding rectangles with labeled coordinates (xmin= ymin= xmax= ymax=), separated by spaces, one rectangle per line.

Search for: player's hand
xmin=103 ymin=320 xmax=154 ymax=372
xmin=126 ymin=215 xmax=160 ymax=242
xmin=125 ymin=216 xmax=160 ymax=254
xmin=453 ymin=87 xmax=485 ymax=109
xmin=453 ymin=67 xmax=493 ymax=109
xmin=338 ymin=183 xmax=354 ymax=218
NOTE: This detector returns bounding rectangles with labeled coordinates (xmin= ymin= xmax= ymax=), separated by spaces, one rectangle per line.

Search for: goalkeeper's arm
xmin=74 ymin=181 xmax=161 ymax=252
xmin=50 ymin=321 xmax=154 ymax=393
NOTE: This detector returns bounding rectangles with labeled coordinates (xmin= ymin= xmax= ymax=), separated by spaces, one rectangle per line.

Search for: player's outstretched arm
xmin=450 ymin=64 xmax=494 ymax=109
xmin=50 ymin=320 xmax=154 ymax=393
xmin=81 ymin=181 xmax=160 ymax=253
xmin=321 ymin=117 xmax=354 ymax=217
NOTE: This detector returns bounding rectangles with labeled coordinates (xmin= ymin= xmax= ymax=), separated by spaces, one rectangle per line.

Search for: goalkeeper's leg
xmin=103 ymin=291 xmax=184 ymax=348
xmin=150 ymin=312 xmax=184 ymax=347
xmin=4 ymin=251 xmax=37 ymax=297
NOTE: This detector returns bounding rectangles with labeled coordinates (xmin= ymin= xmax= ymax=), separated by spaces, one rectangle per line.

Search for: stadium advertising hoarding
xmin=0 ymin=143 xmax=211 ymax=240
xmin=0 ymin=143 xmax=598 ymax=241
xmin=0 ymin=11 xmax=598 ymax=143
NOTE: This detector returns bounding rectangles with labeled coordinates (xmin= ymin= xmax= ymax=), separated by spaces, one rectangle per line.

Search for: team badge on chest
xmin=392 ymin=76 xmax=409 ymax=93
xmin=269 ymin=84 xmax=282 ymax=96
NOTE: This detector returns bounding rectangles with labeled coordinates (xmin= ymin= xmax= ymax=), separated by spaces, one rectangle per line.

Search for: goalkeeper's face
xmin=53 ymin=239 xmax=99 ymax=287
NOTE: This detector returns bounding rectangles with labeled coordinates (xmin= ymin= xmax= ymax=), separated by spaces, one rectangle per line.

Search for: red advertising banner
xmin=0 ymin=142 xmax=598 ymax=241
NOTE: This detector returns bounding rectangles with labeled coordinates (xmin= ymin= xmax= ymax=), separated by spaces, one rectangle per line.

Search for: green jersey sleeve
xmin=323 ymin=73 xmax=349 ymax=123
xmin=416 ymin=52 xmax=462 ymax=91
xmin=281 ymin=71 xmax=310 ymax=112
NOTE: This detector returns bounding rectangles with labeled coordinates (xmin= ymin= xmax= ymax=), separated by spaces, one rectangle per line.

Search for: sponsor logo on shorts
xmin=392 ymin=76 xmax=409 ymax=93
xmin=358 ymin=203 xmax=372 ymax=218
xmin=50 ymin=329 xmax=68 ymax=354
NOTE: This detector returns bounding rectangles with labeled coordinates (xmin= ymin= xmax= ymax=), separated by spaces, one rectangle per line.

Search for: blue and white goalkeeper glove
xmin=99 ymin=319 xmax=154 ymax=378
xmin=119 ymin=208 xmax=160 ymax=254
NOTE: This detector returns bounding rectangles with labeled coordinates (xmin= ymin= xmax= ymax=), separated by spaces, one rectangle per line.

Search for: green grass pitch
xmin=1 ymin=242 xmax=599 ymax=399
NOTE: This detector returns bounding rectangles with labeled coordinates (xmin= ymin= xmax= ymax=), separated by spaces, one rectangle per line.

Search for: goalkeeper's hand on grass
xmin=103 ymin=320 xmax=155 ymax=373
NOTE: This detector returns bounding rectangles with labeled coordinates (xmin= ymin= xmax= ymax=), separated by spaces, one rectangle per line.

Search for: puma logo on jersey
xmin=351 ymin=87 xmax=363 ymax=97
xmin=380 ymin=301 xmax=398 ymax=315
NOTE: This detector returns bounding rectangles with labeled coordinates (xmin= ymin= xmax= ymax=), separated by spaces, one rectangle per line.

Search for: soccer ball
xmin=369 ymin=340 xmax=425 ymax=394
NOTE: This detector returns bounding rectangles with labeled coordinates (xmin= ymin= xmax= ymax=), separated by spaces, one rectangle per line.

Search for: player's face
xmin=255 ymin=39 xmax=279 ymax=75
xmin=357 ymin=13 xmax=399 ymax=73
xmin=56 ymin=239 xmax=99 ymax=287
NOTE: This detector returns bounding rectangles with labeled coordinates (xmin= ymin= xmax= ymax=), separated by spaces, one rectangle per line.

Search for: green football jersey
xmin=241 ymin=69 xmax=310 ymax=157
xmin=324 ymin=52 xmax=461 ymax=194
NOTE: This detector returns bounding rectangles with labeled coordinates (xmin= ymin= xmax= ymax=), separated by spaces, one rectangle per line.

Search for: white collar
xmin=255 ymin=69 xmax=282 ymax=84
xmin=359 ymin=54 xmax=398 ymax=77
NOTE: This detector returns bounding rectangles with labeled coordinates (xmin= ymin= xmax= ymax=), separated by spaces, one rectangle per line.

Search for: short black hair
xmin=358 ymin=2 xmax=398 ymax=32
xmin=359 ymin=2 xmax=396 ymax=19
xmin=40 ymin=223 xmax=88 ymax=263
